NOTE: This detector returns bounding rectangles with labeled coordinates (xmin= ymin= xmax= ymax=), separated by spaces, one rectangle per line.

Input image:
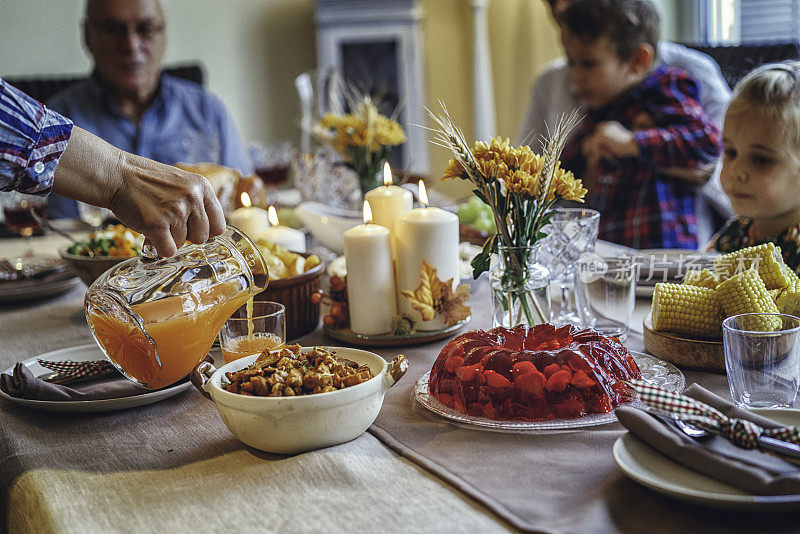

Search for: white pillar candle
xmin=228 ymin=193 xmax=268 ymax=241
xmin=343 ymin=201 xmax=397 ymax=335
xmin=395 ymin=182 xmax=459 ymax=331
xmin=259 ymin=206 xmax=306 ymax=252
xmin=364 ymin=163 xmax=413 ymax=258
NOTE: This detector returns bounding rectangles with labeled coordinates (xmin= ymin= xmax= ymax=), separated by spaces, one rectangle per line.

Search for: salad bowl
xmin=59 ymin=248 xmax=131 ymax=286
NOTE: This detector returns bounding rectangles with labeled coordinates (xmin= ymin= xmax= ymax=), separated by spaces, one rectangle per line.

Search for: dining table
xmin=1 ymin=229 xmax=799 ymax=534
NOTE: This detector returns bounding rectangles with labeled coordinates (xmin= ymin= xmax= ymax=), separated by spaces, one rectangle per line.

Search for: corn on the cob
xmin=651 ymin=283 xmax=720 ymax=337
xmin=767 ymin=288 xmax=781 ymax=301
xmin=783 ymin=265 xmax=800 ymax=291
xmin=713 ymin=243 xmax=789 ymax=289
xmin=683 ymin=268 xmax=718 ymax=289
xmin=716 ymin=270 xmax=781 ymax=331
xmin=775 ymin=288 xmax=800 ymax=317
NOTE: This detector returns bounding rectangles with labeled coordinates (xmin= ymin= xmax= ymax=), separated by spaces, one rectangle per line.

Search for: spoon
xmin=672 ymin=415 xmax=711 ymax=440
xmin=28 ymin=208 xmax=94 ymax=256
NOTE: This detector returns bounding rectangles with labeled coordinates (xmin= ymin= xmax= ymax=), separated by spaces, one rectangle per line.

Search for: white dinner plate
xmin=0 ymin=344 xmax=192 ymax=413
xmin=633 ymin=248 xmax=718 ymax=299
xmin=634 ymin=249 xmax=717 ymax=283
xmin=0 ymin=273 xmax=82 ymax=303
xmin=613 ymin=408 xmax=800 ymax=511
xmin=636 ymin=284 xmax=656 ymax=299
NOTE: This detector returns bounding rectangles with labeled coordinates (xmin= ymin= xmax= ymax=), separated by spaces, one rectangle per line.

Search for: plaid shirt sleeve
xmin=0 ymin=78 xmax=73 ymax=195
xmin=632 ymin=70 xmax=721 ymax=171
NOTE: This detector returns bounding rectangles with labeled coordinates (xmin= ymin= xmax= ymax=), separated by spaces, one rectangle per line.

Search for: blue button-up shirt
xmin=0 ymin=79 xmax=73 ymax=196
xmin=47 ymin=73 xmax=252 ymax=217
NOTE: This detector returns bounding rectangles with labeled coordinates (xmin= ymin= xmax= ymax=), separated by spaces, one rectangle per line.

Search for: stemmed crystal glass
xmin=539 ymin=208 xmax=600 ymax=326
xmin=1 ymin=191 xmax=47 ymax=260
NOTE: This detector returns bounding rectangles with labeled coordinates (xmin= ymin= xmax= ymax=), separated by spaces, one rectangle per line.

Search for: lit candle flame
xmin=268 ymin=205 xmax=279 ymax=226
xmin=363 ymin=201 xmax=373 ymax=224
xmin=383 ymin=162 xmax=392 ymax=186
xmin=419 ymin=180 xmax=429 ymax=207
xmin=240 ymin=192 xmax=252 ymax=208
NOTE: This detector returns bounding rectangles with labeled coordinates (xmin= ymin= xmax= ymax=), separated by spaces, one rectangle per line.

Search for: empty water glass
xmin=575 ymin=256 xmax=638 ymax=340
xmin=538 ymin=208 xmax=600 ymax=326
xmin=723 ymin=313 xmax=800 ymax=409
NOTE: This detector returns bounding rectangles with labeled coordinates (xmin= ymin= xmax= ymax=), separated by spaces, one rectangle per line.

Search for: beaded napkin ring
xmin=627 ymin=379 xmax=800 ymax=449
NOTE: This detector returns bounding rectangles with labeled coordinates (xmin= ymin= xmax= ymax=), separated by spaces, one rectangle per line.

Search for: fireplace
xmin=315 ymin=0 xmax=429 ymax=176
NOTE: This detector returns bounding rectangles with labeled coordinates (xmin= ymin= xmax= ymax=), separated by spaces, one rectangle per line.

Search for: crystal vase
xmin=352 ymin=160 xmax=384 ymax=197
xmin=490 ymin=245 xmax=551 ymax=328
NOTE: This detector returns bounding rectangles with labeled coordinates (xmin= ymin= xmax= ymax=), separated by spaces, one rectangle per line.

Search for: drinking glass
xmin=575 ymin=256 xmax=638 ymax=340
xmin=539 ymin=208 xmax=600 ymax=326
xmin=218 ymin=301 xmax=286 ymax=363
xmin=249 ymin=142 xmax=294 ymax=205
xmin=723 ymin=313 xmax=800 ymax=409
xmin=1 ymin=191 xmax=47 ymax=259
xmin=78 ymin=201 xmax=114 ymax=228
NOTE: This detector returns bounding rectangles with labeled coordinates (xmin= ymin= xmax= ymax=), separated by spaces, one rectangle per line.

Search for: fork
xmin=671 ymin=414 xmax=800 ymax=461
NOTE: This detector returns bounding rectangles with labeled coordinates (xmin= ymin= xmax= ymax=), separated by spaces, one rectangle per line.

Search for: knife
xmin=758 ymin=436 xmax=800 ymax=461
xmin=649 ymin=410 xmax=800 ymax=463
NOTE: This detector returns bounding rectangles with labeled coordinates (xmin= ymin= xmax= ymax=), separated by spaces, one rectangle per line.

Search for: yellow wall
xmin=422 ymin=0 xmax=562 ymax=198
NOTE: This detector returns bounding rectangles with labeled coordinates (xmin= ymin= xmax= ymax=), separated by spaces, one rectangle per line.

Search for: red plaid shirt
xmin=562 ymin=65 xmax=722 ymax=250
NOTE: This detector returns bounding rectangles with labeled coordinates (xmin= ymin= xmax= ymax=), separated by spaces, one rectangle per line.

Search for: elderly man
xmin=47 ymin=0 xmax=251 ymax=218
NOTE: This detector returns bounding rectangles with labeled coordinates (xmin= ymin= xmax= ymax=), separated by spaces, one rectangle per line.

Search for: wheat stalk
xmin=536 ymin=109 xmax=582 ymax=205
xmin=424 ymin=100 xmax=485 ymax=185
xmin=537 ymin=110 xmax=582 ymax=202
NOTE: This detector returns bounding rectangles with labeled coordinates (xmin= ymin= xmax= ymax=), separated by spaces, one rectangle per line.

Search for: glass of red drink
xmin=2 ymin=191 xmax=47 ymax=258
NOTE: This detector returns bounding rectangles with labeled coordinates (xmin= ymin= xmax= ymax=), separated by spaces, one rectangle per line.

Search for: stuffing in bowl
xmin=191 ymin=344 xmax=407 ymax=454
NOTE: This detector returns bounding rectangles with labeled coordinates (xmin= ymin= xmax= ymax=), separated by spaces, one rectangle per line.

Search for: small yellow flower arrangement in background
xmin=313 ymin=98 xmax=406 ymax=196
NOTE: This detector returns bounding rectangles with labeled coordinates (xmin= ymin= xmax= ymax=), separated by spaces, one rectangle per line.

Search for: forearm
xmin=51 ymin=126 xmax=122 ymax=208
xmin=655 ymin=164 xmax=715 ymax=186
xmin=634 ymin=123 xmax=721 ymax=170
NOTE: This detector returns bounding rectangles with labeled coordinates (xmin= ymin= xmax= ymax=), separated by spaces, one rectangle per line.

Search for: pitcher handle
xmin=190 ymin=360 xmax=218 ymax=400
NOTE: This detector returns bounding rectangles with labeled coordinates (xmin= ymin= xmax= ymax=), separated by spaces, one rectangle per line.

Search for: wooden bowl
xmin=642 ymin=314 xmax=724 ymax=372
xmin=256 ymin=258 xmax=325 ymax=340
xmin=58 ymin=248 xmax=134 ymax=287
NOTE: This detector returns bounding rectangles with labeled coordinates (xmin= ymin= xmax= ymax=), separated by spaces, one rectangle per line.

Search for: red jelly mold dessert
xmin=428 ymin=324 xmax=641 ymax=421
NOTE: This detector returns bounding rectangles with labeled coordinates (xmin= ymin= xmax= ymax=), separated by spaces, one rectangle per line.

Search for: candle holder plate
xmin=323 ymin=316 xmax=470 ymax=347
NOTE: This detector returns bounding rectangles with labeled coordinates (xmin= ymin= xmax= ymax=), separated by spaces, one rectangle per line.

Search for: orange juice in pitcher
xmin=85 ymin=227 xmax=268 ymax=389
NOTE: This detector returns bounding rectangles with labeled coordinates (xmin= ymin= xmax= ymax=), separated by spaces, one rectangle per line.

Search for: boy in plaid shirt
xmin=559 ymin=0 xmax=722 ymax=249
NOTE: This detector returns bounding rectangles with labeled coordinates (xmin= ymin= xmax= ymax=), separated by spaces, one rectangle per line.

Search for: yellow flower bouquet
xmin=313 ymin=99 xmax=406 ymax=196
xmin=428 ymin=104 xmax=585 ymax=325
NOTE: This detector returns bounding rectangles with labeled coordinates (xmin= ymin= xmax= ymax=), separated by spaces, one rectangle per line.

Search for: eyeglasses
xmin=88 ymin=20 xmax=165 ymax=41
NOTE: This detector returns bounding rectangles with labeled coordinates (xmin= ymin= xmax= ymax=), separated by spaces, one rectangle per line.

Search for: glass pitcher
xmin=84 ymin=226 xmax=268 ymax=389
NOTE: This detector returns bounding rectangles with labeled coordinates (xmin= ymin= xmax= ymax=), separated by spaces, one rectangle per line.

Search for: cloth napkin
xmin=0 ymin=354 xmax=212 ymax=401
xmin=616 ymin=384 xmax=800 ymax=495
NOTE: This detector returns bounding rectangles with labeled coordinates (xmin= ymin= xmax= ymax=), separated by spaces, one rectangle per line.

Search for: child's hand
xmin=581 ymin=121 xmax=640 ymax=164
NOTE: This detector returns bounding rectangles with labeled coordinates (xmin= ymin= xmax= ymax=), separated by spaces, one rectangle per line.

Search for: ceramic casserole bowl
xmin=59 ymin=247 xmax=133 ymax=286
xmin=191 ymin=347 xmax=407 ymax=454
